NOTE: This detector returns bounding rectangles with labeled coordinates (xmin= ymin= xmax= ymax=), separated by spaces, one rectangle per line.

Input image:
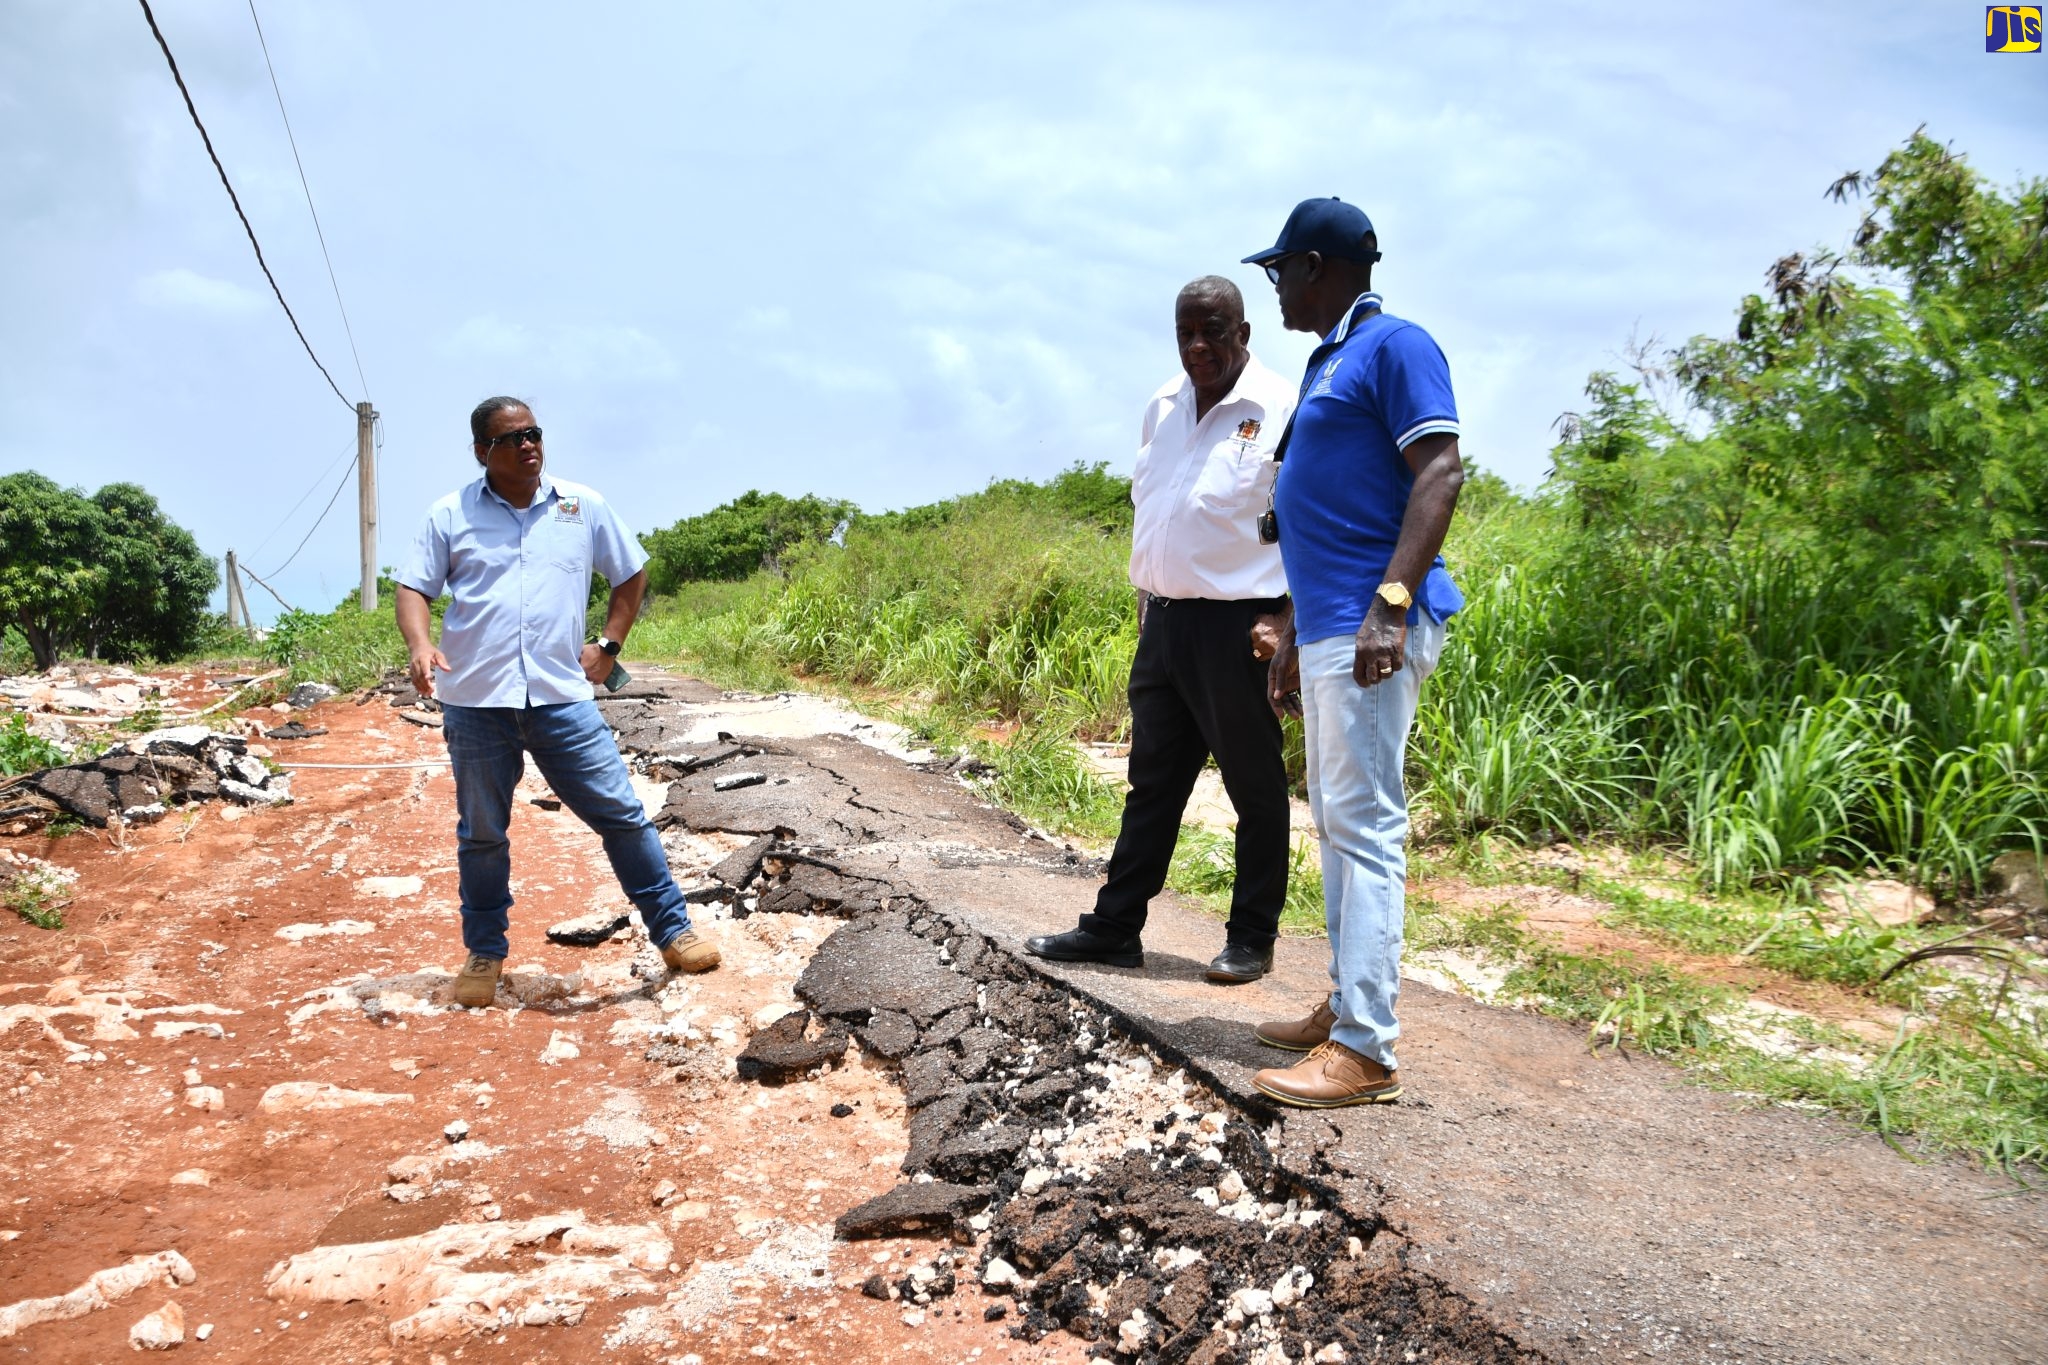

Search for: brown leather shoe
xmin=1252 ymin=1041 xmax=1400 ymax=1108
xmin=453 ymin=953 xmax=503 ymax=1009
xmin=660 ymin=930 xmax=721 ymax=974
xmin=1253 ymin=998 xmax=1337 ymax=1052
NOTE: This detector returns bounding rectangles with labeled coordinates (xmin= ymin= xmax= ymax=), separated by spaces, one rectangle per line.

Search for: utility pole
xmin=356 ymin=400 xmax=378 ymax=611
xmin=224 ymin=550 xmax=248 ymax=630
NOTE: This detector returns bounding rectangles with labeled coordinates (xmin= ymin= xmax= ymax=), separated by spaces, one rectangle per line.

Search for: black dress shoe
xmin=1205 ymin=942 xmax=1274 ymax=984
xmin=1024 ymin=927 xmax=1143 ymax=968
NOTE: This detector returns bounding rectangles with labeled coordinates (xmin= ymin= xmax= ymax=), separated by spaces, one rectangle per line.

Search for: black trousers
xmin=1079 ymin=595 xmax=1290 ymax=949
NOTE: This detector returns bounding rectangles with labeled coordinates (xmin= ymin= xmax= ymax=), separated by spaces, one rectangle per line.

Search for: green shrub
xmin=0 ymin=712 xmax=66 ymax=776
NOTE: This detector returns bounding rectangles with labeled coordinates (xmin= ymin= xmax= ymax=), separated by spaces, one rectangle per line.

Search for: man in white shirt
xmin=1026 ymin=277 xmax=1297 ymax=984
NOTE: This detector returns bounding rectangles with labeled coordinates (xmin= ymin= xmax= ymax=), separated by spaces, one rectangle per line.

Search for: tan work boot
xmin=1252 ymin=1041 xmax=1401 ymax=1108
xmin=1254 ymin=998 xmax=1337 ymax=1052
xmin=660 ymin=930 xmax=721 ymax=975
xmin=453 ymin=953 xmax=503 ymax=1009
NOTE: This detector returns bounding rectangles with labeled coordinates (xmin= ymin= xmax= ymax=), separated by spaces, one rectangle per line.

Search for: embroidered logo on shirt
xmin=555 ymin=495 xmax=583 ymax=522
xmin=1235 ymin=418 xmax=1262 ymax=441
xmin=1310 ymin=357 xmax=1344 ymax=398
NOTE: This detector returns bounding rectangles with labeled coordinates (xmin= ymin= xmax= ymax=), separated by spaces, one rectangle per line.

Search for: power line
xmin=265 ymin=453 xmax=359 ymax=579
xmin=246 ymin=439 xmax=356 ymax=560
xmin=239 ymin=563 xmax=297 ymax=614
xmin=246 ymin=0 xmax=370 ymax=400
xmin=136 ymin=0 xmax=353 ymax=410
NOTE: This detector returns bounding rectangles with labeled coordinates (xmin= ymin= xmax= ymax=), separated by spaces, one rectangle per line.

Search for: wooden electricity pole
xmin=356 ymin=400 xmax=378 ymax=611
xmin=223 ymin=550 xmax=249 ymax=629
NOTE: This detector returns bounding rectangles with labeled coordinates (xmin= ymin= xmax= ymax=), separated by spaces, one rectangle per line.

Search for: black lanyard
xmin=1270 ymin=299 xmax=1380 ymax=466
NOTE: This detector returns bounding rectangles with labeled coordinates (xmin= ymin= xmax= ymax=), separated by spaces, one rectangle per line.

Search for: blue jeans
xmin=1300 ymin=617 xmax=1444 ymax=1070
xmin=440 ymin=700 xmax=692 ymax=959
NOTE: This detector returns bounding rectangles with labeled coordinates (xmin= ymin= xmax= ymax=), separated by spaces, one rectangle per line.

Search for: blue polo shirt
xmin=1273 ymin=293 xmax=1464 ymax=644
xmin=396 ymin=473 xmax=648 ymax=709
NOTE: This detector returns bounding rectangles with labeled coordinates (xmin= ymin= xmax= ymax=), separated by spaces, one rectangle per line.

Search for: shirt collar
xmin=476 ymin=470 xmax=556 ymax=512
xmin=1326 ymin=292 xmax=1384 ymax=345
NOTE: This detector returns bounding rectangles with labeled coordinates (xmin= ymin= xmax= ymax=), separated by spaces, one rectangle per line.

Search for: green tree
xmin=0 ymin=472 xmax=219 ymax=669
xmin=1667 ymin=132 xmax=2048 ymax=638
xmin=0 ymin=472 xmax=107 ymax=670
xmin=642 ymin=490 xmax=856 ymax=590
xmin=77 ymin=483 xmax=220 ymax=662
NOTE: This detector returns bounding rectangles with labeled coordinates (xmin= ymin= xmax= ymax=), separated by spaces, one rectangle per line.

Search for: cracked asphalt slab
xmin=624 ymin=676 xmax=2048 ymax=1365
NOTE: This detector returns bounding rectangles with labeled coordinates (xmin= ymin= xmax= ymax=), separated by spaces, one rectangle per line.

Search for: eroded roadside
xmin=7 ymin=670 xmax=2047 ymax=1364
xmin=0 ymin=675 xmax=1085 ymax=1364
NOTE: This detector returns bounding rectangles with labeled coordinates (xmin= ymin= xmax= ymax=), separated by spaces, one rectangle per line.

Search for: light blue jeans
xmin=1300 ymin=616 xmax=1445 ymax=1070
xmin=441 ymin=700 xmax=693 ymax=959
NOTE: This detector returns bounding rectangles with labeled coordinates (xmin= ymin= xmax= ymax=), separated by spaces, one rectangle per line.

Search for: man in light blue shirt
xmin=395 ymin=396 xmax=720 ymax=1007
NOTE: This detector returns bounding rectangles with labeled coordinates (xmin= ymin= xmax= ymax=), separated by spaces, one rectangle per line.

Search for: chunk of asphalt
xmin=930 ymin=1124 xmax=1030 ymax=1183
xmin=796 ymin=919 xmax=977 ymax=1026
xmin=757 ymin=862 xmax=894 ymax=916
xmin=1011 ymin=1074 xmax=1078 ymax=1108
xmin=709 ymin=834 xmax=778 ymax=889
xmin=899 ymin=1051 xmax=959 ymax=1110
xmin=712 ymin=771 xmax=766 ymax=792
xmin=734 ymin=1009 xmax=849 ymax=1082
xmin=902 ymin=1086 xmax=998 ymax=1173
xmin=953 ymin=1026 xmax=1006 ymax=1081
xmin=855 ymin=1010 xmax=919 ymax=1060
xmin=834 ymin=1181 xmax=992 ymax=1243
xmin=829 ymin=1102 xmax=855 ymax=1119
xmin=545 ymin=910 xmax=632 ymax=947
xmin=918 ymin=1007 xmax=972 ymax=1051
xmin=31 ymin=767 xmax=114 ymax=826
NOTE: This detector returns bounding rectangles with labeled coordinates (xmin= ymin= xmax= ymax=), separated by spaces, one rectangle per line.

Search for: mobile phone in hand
xmin=603 ymin=661 xmax=630 ymax=692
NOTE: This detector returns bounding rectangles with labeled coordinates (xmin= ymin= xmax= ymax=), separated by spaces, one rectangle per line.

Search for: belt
xmin=1143 ymin=593 xmax=1288 ymax=610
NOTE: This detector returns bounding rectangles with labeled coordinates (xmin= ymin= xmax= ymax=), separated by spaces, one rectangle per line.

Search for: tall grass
xmin=464 ymin=465 xmax=2048 ymax=898
xmin=1409 ymin=538 xmax=2047 ymax=896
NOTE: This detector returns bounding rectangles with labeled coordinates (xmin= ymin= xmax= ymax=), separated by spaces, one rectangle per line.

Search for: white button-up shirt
xmin=1128 ymin=354 xmax=1295 ymax=601
xmin=396 ymin=472 xmax=649 ymax=710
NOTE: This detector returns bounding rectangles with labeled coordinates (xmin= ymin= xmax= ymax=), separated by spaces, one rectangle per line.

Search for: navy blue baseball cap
xmin=1242 ymin=197 xmax=1382 ymax=266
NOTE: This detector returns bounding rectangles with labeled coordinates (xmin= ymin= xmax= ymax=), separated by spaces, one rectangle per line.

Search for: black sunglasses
xmin=483 ymin=426 xmax=543 ymax=450
xmin=1263 ymin=256 xmax=1294 ymax=286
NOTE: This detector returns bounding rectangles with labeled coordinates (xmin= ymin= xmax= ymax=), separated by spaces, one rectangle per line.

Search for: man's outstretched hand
xmin=408 ymin=646 xmax=450 ymax=699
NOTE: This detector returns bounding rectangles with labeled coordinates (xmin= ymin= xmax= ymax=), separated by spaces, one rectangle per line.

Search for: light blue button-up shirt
xmin=396 ymin=473 xmax=649 ymax=709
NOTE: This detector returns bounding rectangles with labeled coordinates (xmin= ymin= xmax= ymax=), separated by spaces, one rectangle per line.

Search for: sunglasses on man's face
xmin=484 ymin=426 xmax=543 ymax=450
xmin=1263 ymin=257 xmax=1293 ymax=286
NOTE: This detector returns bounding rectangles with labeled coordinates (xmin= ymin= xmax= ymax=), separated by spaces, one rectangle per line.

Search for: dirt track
xmin=3 ymin=671 xmax=2046 ymax=1364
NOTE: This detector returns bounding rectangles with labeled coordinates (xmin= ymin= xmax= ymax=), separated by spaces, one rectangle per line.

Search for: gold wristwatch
xmin=1374 ymin=581 xmax=1413 ymax=611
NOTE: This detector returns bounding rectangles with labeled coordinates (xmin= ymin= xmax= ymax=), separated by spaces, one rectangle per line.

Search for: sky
xmin=1 ymin=1 xmax=2042 ymax=620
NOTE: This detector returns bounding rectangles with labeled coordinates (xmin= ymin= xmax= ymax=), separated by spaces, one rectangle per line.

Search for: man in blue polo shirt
xmin=395 ymin=396 xmax=720 ymax=1008
xmin=1238 ymin=199 xmax=1466 ymax=1107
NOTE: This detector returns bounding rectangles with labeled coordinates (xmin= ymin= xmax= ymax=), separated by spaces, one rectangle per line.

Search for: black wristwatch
xmin=595 ymin=636 xmax=622 ymax=657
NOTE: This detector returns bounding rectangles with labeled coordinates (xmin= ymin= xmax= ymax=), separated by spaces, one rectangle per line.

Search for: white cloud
xmin=440 ymin=316 xmax=678 ymax=383
xmin=135 ymin=267 xmax=263 ymax=315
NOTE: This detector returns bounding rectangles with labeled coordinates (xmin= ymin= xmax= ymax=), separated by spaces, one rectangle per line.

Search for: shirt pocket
xmin=1191 ymin=442 xmax=1272 ymax=511
xmin=545 ymin=514 xmax=591 ymax=576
